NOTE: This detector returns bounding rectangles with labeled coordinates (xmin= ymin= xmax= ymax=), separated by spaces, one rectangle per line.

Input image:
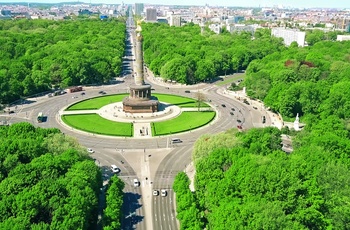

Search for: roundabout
xmin=0 ymin=78 xmax=277 ymax=230
xmin=60 ymin=94 xmax=216 ymax=138
xmin=0 ymin=15 xmax=283 ymax=230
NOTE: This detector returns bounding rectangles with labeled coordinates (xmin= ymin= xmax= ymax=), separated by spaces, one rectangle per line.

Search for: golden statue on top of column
xmin=136 ymin=20 xmax=142 ymax=32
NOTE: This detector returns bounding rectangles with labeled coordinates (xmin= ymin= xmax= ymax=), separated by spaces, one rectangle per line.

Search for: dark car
xmin=230 ymin=112 xmax=234 ymax=115
xmin=185 ymin=90 xmax=191 ymax=93
xmin=237 ymin=119 xmax=242 ymax=123
xmin=231 ymin=108 xmax=235 ymax=111
xmin=81 ymin=92 xmax=85 ymax=95
xmin=221 ymin=104 xmax=226 ymax=107
xmin=243 ymin=99 xmax=250 ymax=105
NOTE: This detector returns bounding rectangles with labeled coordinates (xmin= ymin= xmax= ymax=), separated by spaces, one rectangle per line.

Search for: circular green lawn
xmin=151 ymin=111 xmax=216 ymax=136
xmin=62 ymin=114 xmax=133 ymax=137
xmin=61 ymin=93 xmax=215 ymax=137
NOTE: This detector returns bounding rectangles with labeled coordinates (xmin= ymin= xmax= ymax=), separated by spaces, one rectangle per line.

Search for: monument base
xmin=122 ymin=97 xmax=159 ymax=113
xmin=122 ymin=84 xmax=159 ymax=113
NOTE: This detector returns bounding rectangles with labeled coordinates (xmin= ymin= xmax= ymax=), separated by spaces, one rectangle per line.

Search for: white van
xmin=171 ymin=138 xmax=182 ymax=144
xmin=133 ymin=179 xmax=140 ymax=187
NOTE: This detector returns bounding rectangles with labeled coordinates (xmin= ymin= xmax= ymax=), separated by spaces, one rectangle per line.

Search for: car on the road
xmin=184 ymin=90 xmax=191 ymax=93
xmin=87 ymin=148 xmax=94 ymax=153
xmin=98 ymin=91 xmax=106 ymax=95
xmin=72 ymin=96 xmax=78 ymax=99
xmin=133 ymin=179 xmax=140 ymax=187
xmin=243 ymin=99 xmax=250 ymax=105
xmin=153 ymin=190 xmax=159 ymax=196
xmin=171 ymin=138 xmax=182 ymax=144
xmin=231 ymin=108 xmax=235 ymax=111
xmin=253 ymin=106 xmax=258 ymax=110
xmin=161 ymin=189 xmax=167 ymax=197
xmin=262 ymin=116 xmax=266 ymax=123
xmin=111 ymin=165 xmax=121 ymax=174
xmin=81 ymin=92 xmax=85 ymax=95
xmin=230 ymin=112 xmax=234 ymax=115
xmin=237 ymin=119 xmax=242 ymax=123
xmin=237 ymin=125 xmax=243 ymax=129
xmin=221 ymin=104 xmax=226 ymax=107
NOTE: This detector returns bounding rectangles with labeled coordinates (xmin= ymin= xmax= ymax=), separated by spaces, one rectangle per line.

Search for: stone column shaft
xmin=135 ymin=34 xmax=144 ymax=85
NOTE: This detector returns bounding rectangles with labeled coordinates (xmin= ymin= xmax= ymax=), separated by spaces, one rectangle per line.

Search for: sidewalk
xmin=184 ymin=162 xmax=196 ymax=192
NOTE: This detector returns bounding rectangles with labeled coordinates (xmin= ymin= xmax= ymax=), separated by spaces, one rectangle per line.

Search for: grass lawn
xmin=66 ymin=94 xmax=128 ymax=110
xmin=153 ymin=93 xmax=209 ymax=108
xmin=62 ymin=114 xmax=133 ymax=137
xmin=151 ymin=111 xmax=216 ymax=136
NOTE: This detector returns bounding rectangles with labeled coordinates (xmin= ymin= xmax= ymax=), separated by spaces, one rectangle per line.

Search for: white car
xmin=87 ymin=148 xmax=94 ymax=153
xmin=161 ymin=189 xmax=167 ymax=197
xmin=111 ymin=165 xmax=121 ymax=174
xmin=133 ymin=179 xmax=140 ymax=187
xmin=153 ymin=190 xmax=159 ymax=196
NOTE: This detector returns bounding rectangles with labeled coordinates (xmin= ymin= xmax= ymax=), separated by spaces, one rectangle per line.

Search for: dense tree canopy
xmin=0 ymin=19 xmax=126 ymax=105
xmin=0 ymin=122 xmax=102 ymax=229
xmin=186 ymin=126 xmax=350 ymax=229
xmin=142 ymin=23 xmax=285 ymax=84
xmin=179 ymin=29 xmax=350 ymax=228
xmin=103 ymin=175 xmax=125 ymax=230
xmin=243 ymin=40 xmax=350 ymax=121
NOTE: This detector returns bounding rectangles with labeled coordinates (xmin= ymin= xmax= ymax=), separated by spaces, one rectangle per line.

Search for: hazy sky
xmin=2 ymin=0 xmax=349 ymax=9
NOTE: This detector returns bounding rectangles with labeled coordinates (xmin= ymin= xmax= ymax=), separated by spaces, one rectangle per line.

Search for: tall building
xmin=134 ymin=3 xmax=144 ymax=16
xmin=271 ymin=28 xmax=305 ymax=47
xmin=146 ymin=8 xmax=157 ymax=22
xmin=169 ymin=15 xmax=181 ymax=27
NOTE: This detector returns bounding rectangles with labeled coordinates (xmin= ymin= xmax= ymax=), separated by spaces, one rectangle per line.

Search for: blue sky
xmin=1 ymin=0 xmax=349 ymax=9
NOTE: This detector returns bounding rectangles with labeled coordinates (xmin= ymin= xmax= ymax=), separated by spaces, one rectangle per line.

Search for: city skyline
xmin=0 ymin=0 xmax=349 ymax=9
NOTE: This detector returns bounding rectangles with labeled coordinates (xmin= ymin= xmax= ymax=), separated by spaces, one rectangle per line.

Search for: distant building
xmin=233 ymin=16 xmax=244 ymax=23
xmin=227 ymin=24 xmax=256 ymax=34
xmin=100 ymin=15 xmax=108 ymax=20
xmin=157 ymin=17 xmax=168 ymax=24
xmin=134 ymin=3 xmax=144 ymax=16
xmin=169 ymin=15 xmax=181 ymax=27
xmin=271 ymin=28 xmax=305 ymax=47
xmin=1 ymin=9 xmax=11 ymax=16
xmin=146 ymin=8 xmax=157 ymax=22
xmin=208 ymin=24 xmax=222 ymax=34
xmin=337 ymin=35 xmax=350 ymax=41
